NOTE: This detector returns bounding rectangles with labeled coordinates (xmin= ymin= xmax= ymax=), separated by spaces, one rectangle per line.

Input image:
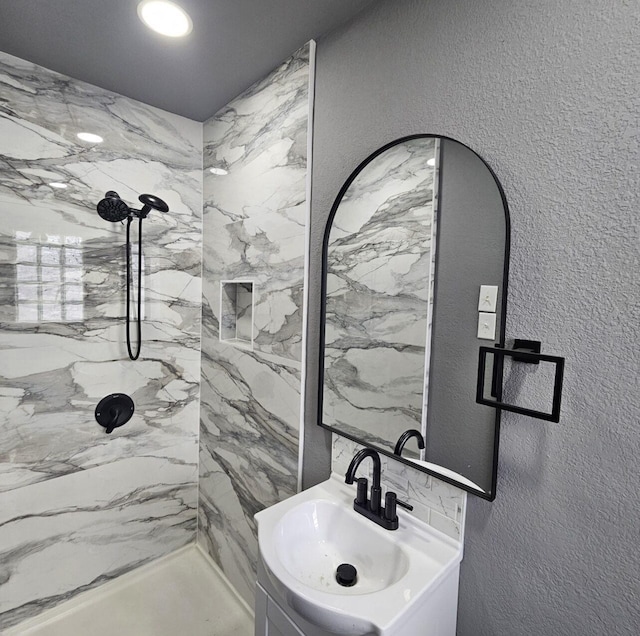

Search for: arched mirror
xmin=318 ymin=135 xmax=510 ymax=500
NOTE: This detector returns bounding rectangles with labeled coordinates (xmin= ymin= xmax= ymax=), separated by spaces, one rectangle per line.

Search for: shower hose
xmin=125 ymin=216 xmax=143 ymax=360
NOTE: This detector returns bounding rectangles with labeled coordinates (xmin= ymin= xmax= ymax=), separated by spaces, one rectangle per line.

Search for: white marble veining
xmin=332 ymin=435 xmax=466 ymax=541
xmin=0 ymin=51 xmax=202 ymax=629
xmin=199 ymin=43 xmax=312 ymax=606
xmin=202 ymin=46 xmax=310 ymax=363
xmin=322 ymin=138 xmax=437 ymax=455
xmin=4 ymin=545 xmax=252 ymax=636
xmin=0 ymin=451 xmax=198 ymax=629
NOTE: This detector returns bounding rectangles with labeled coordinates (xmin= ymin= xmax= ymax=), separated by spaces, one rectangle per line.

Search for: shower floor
xmin=6 ymin=544 xmax=254 ymax=636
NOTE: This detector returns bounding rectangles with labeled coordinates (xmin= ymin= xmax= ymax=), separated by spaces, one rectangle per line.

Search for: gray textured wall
xmin=304 ymin=0 xmax=640 ymax=634
xmin=428 ymin=138 xmax=507 ymax=494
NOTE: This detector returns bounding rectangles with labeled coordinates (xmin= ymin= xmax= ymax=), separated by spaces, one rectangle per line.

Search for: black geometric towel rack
xmin=476 ymin=340 xmax=565 ymax=423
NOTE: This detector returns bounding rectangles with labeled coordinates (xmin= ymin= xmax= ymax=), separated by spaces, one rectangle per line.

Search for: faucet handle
xmin=384 ymin=491 xmax=413 ymax=522
xmin=384 ymin=491 xmax=397 ymax=521
xmin=355 ymin=477 xmax=368 ymax=505
xmin=396 ymin=497 xmax=413 ymax=512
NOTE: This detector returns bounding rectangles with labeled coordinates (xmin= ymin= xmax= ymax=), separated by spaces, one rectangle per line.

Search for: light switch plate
xmin=477 ymin=312 xmax=497 ymax=340
xmin=478 ymin=285 xmax=498 ymax=312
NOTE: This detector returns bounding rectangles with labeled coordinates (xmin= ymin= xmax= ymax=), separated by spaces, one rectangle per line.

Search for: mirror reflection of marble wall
xmin=320 ymin=135 xmax=509 ymax=499
xmin=322 ymin=138 xmax=437 ymax=457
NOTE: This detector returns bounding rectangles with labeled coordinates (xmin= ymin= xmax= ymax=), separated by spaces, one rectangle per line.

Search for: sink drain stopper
xmin=336 ymin=563 xmax=357 ymax=587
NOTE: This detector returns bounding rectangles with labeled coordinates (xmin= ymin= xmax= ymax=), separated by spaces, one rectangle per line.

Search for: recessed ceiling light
xmin=49 ymin=182 xmax=68 ymax=189
xmin=138 ymin=0 xmax=193 ymax=37
xmin=427 ymin=158 xmax=436 ymax=167
xmin=77 ymin=132 xmax=104 ymax=143
xmin=209 ymin=167 xmax=228 ymax=175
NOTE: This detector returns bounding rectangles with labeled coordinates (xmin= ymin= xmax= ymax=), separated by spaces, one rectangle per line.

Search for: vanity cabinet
xmin=255 ymin=583 xmax=304 ymax=636
xmin=256 ymin=559 xmax=334 ymax=636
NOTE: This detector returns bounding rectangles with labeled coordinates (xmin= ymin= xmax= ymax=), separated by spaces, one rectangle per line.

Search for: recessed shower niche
xmin=220 ymin=280 xmax=255 ymax=349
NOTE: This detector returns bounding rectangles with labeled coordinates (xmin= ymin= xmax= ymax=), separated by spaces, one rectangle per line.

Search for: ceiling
xmin=0 ymin=0 xmax=377 ymax=121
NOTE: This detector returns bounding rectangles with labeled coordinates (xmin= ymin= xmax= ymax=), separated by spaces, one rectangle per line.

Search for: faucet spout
xmin=345 ymin=448 xmax=381 ymax=490
xmin=393 ymin=429 xmax=425 ymax=456
xmin=344 ymin=448 xmax=400 ymax=530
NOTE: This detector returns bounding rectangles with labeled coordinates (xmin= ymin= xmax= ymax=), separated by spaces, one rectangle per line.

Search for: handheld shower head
xmin=138 ymin=194 xmax=169 ymax=216
xmin=97 ymin=191 xmax=130 ymax=222
xmin=94 ymin=188 xmax=169 ymax=361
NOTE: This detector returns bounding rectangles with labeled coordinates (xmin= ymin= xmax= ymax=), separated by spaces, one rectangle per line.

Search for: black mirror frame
xmin=317 ymin=134 xmax=511 ymax=501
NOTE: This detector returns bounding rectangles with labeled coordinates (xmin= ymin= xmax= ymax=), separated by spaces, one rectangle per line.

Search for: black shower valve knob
xmin=95 ymin=393 xmax=134 ymax=434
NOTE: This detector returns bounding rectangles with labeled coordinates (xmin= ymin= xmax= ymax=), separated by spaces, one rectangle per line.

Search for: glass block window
xmin=15 ymin=233 xmax=84 ymax=322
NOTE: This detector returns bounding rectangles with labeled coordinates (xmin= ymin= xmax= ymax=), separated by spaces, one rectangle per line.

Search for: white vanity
xmin=254 ymin=475 xmax=462 ymax=636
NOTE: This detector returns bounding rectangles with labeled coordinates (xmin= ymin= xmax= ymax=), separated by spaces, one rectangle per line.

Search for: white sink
xmin=274 ymin=498 xmax=409 ymax=595
xmin=256 ymin=475 xmax=463 ymax=635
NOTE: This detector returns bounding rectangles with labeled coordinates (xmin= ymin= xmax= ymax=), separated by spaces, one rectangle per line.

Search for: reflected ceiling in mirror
xmin=319 ymin=135 xmax=510 ymax=500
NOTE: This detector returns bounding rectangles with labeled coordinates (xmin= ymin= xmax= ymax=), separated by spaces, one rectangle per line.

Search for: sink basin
xmin=256 ymin=475 xmax=463 ymax=635
xmin=274 ymin=499 xmax=409 ymax=595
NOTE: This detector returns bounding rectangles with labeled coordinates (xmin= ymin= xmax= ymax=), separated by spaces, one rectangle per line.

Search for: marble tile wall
xmin=332 ymin=435 xmax=466 ymax=542
xmin=322 ymin=137 xmax=437 ymax=455
xmin=0 ymin=51 xmax=202 ymax=629
xmin=198 ymin=43 xmax=312 ymax=606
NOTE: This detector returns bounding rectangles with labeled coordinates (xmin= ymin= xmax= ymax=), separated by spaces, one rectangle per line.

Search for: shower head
xmin=95 ymin=189 xmax=169 ymax=361
xmin=96 ymin=191 xmax=169 ymax=222
xmin=97 ymin=191 xmax=131 ymax=222
xmin=138 ymin=194 xmax=169 ymax=216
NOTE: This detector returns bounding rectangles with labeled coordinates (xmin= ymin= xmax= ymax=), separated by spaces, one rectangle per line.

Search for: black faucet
xmin=394 ymin=429 xmax=425 ymax=457
xmin=345 ymin=448 xmax=411 ymax=530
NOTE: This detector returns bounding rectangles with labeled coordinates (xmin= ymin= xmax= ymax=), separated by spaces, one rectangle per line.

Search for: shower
xmin=96 ymin=191 xmax=169 ymax=360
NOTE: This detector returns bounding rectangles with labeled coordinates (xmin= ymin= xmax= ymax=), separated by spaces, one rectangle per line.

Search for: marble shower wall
xmin=199 ymin=43 xmax=312 ymax=606
xmin=323 ymin=137 xmax=437 ymax=453
xmin=0 ymin=52 xmax=202 ymax=629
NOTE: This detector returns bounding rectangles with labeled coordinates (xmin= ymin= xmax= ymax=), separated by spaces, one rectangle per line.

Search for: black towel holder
xmin=476 ymin=339 xmax=565 ymax=423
